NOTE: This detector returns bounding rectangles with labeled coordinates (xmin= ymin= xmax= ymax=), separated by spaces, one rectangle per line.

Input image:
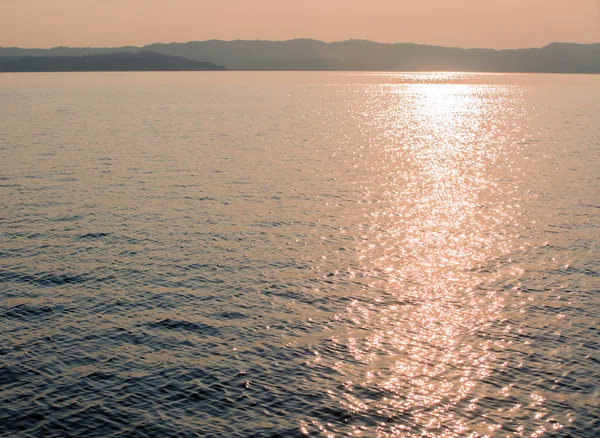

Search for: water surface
xmin=1 ymin=72 xmax=599 ymax=437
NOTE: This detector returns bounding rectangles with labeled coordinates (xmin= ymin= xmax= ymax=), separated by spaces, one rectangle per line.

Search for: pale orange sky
xmin=1 ymin=0 xmax=599 ymax=49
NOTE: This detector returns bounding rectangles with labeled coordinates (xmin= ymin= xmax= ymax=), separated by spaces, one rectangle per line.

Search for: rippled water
xmin=1 ymin=72 xmax=599 ymax=437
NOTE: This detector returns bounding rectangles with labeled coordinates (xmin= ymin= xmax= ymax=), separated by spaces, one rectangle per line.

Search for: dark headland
xmin=1 ymin=40 xmax=599 ymax=73
xmin=0 ymin=51 xmax=225 ymax=72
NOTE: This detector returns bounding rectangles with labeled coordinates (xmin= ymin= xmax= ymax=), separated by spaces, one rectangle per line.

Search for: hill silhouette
xmin=0 ymin=51 xmax=225 ymax=72
xmin=1 ymin=40 xmax=599 ymax=73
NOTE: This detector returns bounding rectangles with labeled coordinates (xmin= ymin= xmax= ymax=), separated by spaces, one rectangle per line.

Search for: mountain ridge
xmin=1 ymin=39 xmax=599 ymax=73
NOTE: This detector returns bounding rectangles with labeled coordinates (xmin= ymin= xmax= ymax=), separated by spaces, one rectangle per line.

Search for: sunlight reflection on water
xmin=320 ymin=79 xmax=537 ymax=436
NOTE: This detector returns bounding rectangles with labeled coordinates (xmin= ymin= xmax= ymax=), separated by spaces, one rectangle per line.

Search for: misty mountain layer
xmin=1 ymin=40 xmax=599 ymax=73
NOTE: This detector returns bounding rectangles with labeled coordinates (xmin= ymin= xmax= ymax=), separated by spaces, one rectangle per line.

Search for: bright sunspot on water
xmin=315 ymin=77 xmax=540 ymax=436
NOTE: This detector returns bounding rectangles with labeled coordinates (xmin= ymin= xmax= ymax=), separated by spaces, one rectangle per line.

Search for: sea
xmin=0 ymin=72 xmax=598 ymax=437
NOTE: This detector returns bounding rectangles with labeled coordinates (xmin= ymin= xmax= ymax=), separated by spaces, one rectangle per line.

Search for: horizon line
xmin=2 ymin=38 xmax=600 ymax=52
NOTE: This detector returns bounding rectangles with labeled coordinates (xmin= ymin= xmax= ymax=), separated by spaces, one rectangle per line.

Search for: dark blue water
xmin=1 ymin=72 xmax=599 ymax=437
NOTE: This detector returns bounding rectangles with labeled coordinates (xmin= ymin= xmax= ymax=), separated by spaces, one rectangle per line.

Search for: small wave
xmin=0 ymin=364 xmax=41 ymax=385
xmin=76 ymin=232 xmax=110 ymax=240
xmin=0 ymin=269 xmax=111 ymax=288
xmin=2 ymin=304 xmax=56 ymax=319
xmin=51 ymin=215 xmax=83 ymax=222
xmin=214 ymin=311 xmax=247 ymax=320
xmin=147 ymin=318 xmax=220 ymax=336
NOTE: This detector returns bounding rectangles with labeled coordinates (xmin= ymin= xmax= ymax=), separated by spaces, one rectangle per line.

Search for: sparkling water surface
xmin=1 ymin=72 xmax=599 ymax=437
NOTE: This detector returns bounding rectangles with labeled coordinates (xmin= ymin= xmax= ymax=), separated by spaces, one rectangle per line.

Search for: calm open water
xmin=0 ymin=72 xmax=599 ymax=437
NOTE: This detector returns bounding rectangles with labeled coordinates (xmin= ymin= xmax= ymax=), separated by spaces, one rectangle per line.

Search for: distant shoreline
xmin=2 ymin=70 xmax=600 ymax=75
xmin=1 ymin=40 xmax=599 ymax=74
xmin=0 ymin=51 xmax=225 ymax=73
xmin=1 ymin=69 xmax=599 ymax=75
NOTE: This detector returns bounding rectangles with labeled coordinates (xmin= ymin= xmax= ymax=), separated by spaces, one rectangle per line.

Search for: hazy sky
xmin=1 ymin=0 xmax=599 ymax=49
